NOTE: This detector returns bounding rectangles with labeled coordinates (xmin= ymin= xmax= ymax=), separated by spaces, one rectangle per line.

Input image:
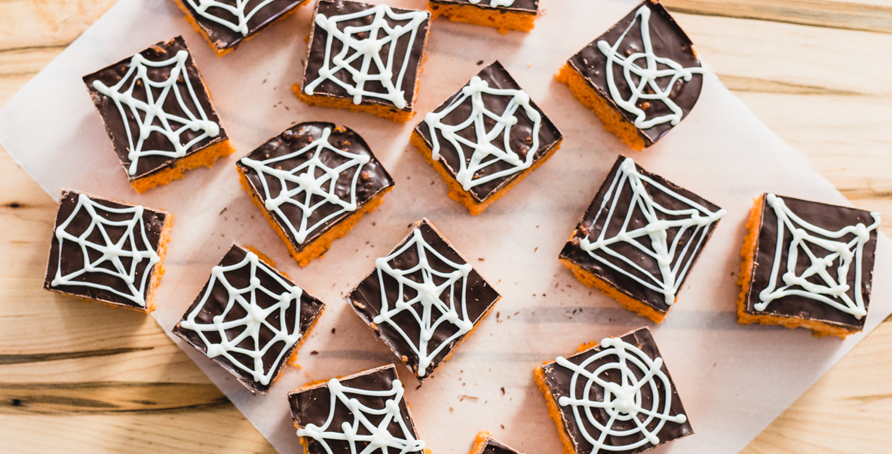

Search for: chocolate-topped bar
xmin=84 ymin=36 xmax=235 ymax=193
xmin=289 ymin=364 xmax=429 ymax=454
xmin=44 ymin=190 xmax=173 ymax=313
xmin=556 ymin=0 xmax=703 ymax=150
xmin=411 ymin=61 xmax=563 ymax=215
xmin=237 ymin=122 xmax=394 ymax=267
xmin=428 ymin=0 xmax=539 ymax=34
xmin=559 ymin=156 xmax=724 ymax=323
xmin=738 ymin=193 xmax=880 ymax=338
xmin=296 ymin=0 xmax=432 ymax=123
xmin=469 ymin=432 xmax=523 ymax=454
xmin=347 ymin=219 xmax=501 ymax=381
xmin=173 ymin=243 xmax=324 ymax=394
xmin=172 ymin=0 xmax=311 ymax=56
xmin=534 ymin=327 xmax=693 ymax=454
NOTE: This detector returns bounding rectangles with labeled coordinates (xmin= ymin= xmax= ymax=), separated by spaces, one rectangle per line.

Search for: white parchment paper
xmin=2 ymin=0 xmax=890 ymax=452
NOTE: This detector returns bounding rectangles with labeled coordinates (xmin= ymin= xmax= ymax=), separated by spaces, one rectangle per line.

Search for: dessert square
xmin=288 ymin=364 xmax=430 ymax=454
xmin=556 ymin=0 xmax=703 ymax=151
xmin=559 ymin=156 xmax=724 ymax=323
xmin=172 ymin=243 xmax=325 ymax=394
xmin=237 ymin=122 xmax=394 ymax=267
xmin=172 ymin=0 xmax=311 ymax=57
xmin=534 ymin=327 xmax=693 ymax=454
xmin=411 ymin=61 xmax=563 ymax=215
xmin=347 ymin=219 xmax=501 ymax=381
xmin=469 ymin=432 xmax=523 ymax=454
xmin=296 ymin=0 xmax=432 ymax=123
xmin=84 ymin=36 xmax=235 ymax=193
xmin=738 ymin=193 xmax=880 ymax=338
xmin=43 ymin=190 xmax=173 ymax=313
xmin=427 ymin=0 xmax=539 ymax=34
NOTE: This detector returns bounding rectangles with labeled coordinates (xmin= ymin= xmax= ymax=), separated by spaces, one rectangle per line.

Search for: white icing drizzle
xmin=556 ymin=335 xmax=687 ymax=453
xmin=184 ymin=0 xmax=277 ymax=35
xmin=423 ymin=75 xmax=541 ymax=191
xmin=579 ymin=158 xmax=725 ymax=305
xmin=372 ymin=227 xmax=474 ymax=377
xmin=92 ymin=49 xmax=220 ymax=176
xmin=52 ymin=193 xmax=161 ymax=307
xmin=468 ymin=0 xmax=516 ymax=6
xmin=756 ymin=194 xmax=880 ymax=319
xmin=304 ymin=4 xmax=428 ymax=109
xmin=596 ymin=5 xmax=704 ymax=130
xmin=179 ymin=250 xmax=304 ymax=386
xmin=240 ymin=127 xmax=371 ymax=245
xmin=297 ymin=376 xmax=426 ymax=453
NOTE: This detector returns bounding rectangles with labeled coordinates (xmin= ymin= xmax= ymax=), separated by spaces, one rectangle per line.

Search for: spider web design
xmin=92 ymin=50 xmax=220 ymax=176
xmin=579 ymin=158 xmax=725 ymax=305
xmin=556 ymin=336 xmax=687 ymax=453
xmin=596 ymin=4 xmax=704 ymax=130
xmin=373 ymin=228 xmax=474 ymax=377
xmin=304 ymin=4 xmax=428 ymax=109
xmin=298 ymin=377 xmax=426 ymax=453
xmin=184 ymin=0 xmax=278 ymax=35
xmin=240 ymin=127 xmax=371 ymax=244
xmin=179 ymin=251 xmax=304 ymax=386
xmin=51 ymin=193 xmax=160 ymax=307
xmin=756 ymin=194 xmax=881 ymax=319
xmin=423 ymin=75 xmax=541 ymax=191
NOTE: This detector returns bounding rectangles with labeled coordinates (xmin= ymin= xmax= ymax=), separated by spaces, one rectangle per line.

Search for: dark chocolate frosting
xmin=429 ymin=0 xmax=538 ymax=13
xmin=83 ymin=36 xmax=227 ymax=180
xmin=348 ymin=219 xmax=500 ymax=381
xmin=559 ymin=156 xmax=722 ymax=314
xmin=178 ymin=0 xmax=309 ymax=51
xmin=414 ymin=61 xmax=562 ymax=202
xmin=539 ymin=327 xmax=693 ymax=454
xmin=481 ymin=436 xmax=521 ymax=454
xmin=172 ymin=243 xmax=324 ymax=394
xmin=744 ymin=194 xmax=879 ymax=330
xmin=567 ymin=0 xmax=702 ymax=146
xmin=301 ymin=0 xmax=431 ymax=111
xmin=236 ymin=122 xmax=394 ymax=250
xmin=44 ymin=190 xmax=167 ymax=310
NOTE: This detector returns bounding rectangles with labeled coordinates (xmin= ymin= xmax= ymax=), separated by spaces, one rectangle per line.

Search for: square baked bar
xmin=428 ymin=0 xmax=539 ymax=34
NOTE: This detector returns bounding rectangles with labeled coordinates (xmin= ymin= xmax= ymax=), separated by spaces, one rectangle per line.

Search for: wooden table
xmin=1 ymin=0 xmax=890 ymax=452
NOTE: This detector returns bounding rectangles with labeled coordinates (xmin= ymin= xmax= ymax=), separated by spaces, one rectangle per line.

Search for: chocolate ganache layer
xmin=480 ymin=436 xmax=522 ymax=454
xmin=178 ymin=0 xmax=309 ymax=51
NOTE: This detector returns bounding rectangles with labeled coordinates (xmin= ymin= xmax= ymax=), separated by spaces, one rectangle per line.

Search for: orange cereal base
xmin=293 ymin=84 xmax=416 ymax=123
xmin=555 ymin=63 xmax=648 ymax=151
xmin=428 ymin=2 xmax=536 ymax=34
xmin=131 ymin=138 xmax=236 ymax=193
xmin=468 ymin=432 xmax=491 ymax=454
xmin=534 ymin=365 xmax=577 ymax=454
xmin=410 ymin=130 xmax=562 ymax=216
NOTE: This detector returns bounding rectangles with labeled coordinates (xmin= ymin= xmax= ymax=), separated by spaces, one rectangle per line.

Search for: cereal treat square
xmin=172 ymin=243 xmax=325 ymax=394
xmin=468 ymin=431 xmax=523 ymax=454
xmin=738 ymin=193 xmax=880 ymax=338
xmin=559 ymin=156 xmax=724 ymax=323
xmin=427 ymin=0 xmax=539 ymax=34
xmin=411 ymin=61 xmax=563 ymax=215
xmin=83 ymin=36 xmax=235 ymax=192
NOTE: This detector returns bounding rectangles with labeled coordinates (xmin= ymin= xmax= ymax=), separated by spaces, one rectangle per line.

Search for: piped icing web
xmin=756 ymin=194 xmax=880 ymax=319
xmin=92 ymin=49 xmax=220 ymax=176
xmin=183 ymin=0 xmax=278 ymax=35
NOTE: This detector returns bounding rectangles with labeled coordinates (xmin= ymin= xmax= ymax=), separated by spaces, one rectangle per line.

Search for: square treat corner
xmin=738 ymin=193 xmax=880 ymax=338
xmin=297 ymin=0 xmax=431 ymax=122
xmin=412 ymin=60 xmax=563 ymax=215
xmin=559 ymin=156 xmax=724 ymax=323
xmin=172 ymin=243 xmax=325 ymax=394
xmin=347 ymin=219 xmax=501 ymax=381
xmin=469 ymin=431 xmax=522 ymax=454
xmin=83 ymin=36 xmax=234 ymax=192
xmin=427 ymin=0 xmax=539 ymax=34
xmin=288 ymin=364 xmax=428 ymax=453
xmin=535 ymin=327 xmax=693 ymax=454
xmin=237 ymin=122 xmax=394 ymax=267
xmin=44 ymin=190 xmax=173 ymax=313
xmin=557 ymin=0 xmax=703 ymax=150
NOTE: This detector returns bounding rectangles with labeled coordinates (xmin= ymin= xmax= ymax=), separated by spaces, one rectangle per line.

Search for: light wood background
xmin=2 ymin=0 xmax=891 ymax=452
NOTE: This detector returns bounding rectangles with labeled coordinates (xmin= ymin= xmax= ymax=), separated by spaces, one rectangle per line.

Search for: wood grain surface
xmin=1 ymin=0 xmax=891 ymax=453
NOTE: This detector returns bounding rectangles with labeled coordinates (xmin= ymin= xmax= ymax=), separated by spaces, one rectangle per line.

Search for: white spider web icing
xmin=92 ymin=49 xmax=220 ymax=176
xmin=555 ymin=335 xmax=687 ymax=453
xmin=304 ymin=4 xmax=428 ymax=109
xmin=179 ymin=250 xmax=305 ymax=386
xmin=297 ymin=376 xmax=426 ymax=453
xmin=468 ymin=0 xmax=516 ymax=6
xmin=423 ymin=75 xmax=541 ymax=191
xmin=596 ymin=4 xmax=703 ymax=130
xmin=373 ymin=227 xmax=475 ymax=377
xmin=240 ymin=127 xmax=371 ymax=245
xmin=756 ymin=193 xmax=880 ymax=319
xmin=578 ymin=158 xmax=725 ymax=305
xmin=184 ymin=0 xmax=278 ymax=35
xmin=51 ymin=193 xmax=161 ymax=308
